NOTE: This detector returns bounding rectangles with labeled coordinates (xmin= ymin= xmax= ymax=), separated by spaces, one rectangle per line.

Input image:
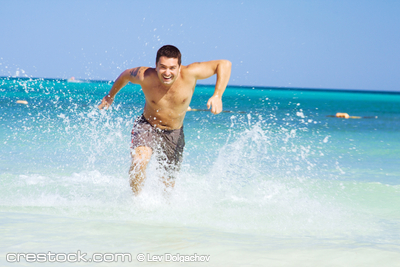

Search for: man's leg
xmin=158 ymin=128 xmax=184 ymax=192
xmin=129 ymin=146 xmax=152 ymax=196
xmin=157 ymin=153 xmax=182 ymax=192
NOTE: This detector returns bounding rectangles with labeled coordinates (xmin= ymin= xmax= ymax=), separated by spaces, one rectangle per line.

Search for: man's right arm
xmin=98 ymin=67 xmax=143 ymax=110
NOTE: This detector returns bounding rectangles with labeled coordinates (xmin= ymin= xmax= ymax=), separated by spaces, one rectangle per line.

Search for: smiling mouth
xmin=162 ymin=75 xmax=172 ymax=82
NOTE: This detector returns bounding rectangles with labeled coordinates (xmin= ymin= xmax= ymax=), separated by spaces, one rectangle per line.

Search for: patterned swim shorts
xmin=131 ymin=114 xmax=185 ymax=175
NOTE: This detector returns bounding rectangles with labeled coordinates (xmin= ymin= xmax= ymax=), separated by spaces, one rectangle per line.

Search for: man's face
xmin=156 ymin=56 xmax=181 ymax=86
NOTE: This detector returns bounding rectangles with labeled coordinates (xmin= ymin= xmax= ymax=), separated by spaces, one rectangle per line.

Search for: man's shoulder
xmin=182 ymin=62 xmax=201 ymax=70
xmin=180 ymin=61 xmax=215 ymax=80
xmin=143 ymin=67 xmax=156 ymax=76
xmin=182 ymin=61 xmax=218 ymax=73
xmin=179 ymin=64 xmax=198 ymax=81
xmin=127 ymin=66 xmax=156 ymax=80
xmin=134 ymin=66 xmax=156 ymax=75
xmin=180 ymin=63 xmax=202 ymax=75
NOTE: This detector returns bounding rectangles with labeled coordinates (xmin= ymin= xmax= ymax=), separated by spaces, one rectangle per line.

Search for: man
xmin=98 ymin=45 xmax=231 ymax=195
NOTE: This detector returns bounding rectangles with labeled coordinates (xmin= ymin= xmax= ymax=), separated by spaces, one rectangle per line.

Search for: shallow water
xmin=1 ymin=77 xmax=400 ymax=266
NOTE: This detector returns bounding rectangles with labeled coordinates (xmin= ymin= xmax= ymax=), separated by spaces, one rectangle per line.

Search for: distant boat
xmin=67 ymin=77 xmax=82 ymax=83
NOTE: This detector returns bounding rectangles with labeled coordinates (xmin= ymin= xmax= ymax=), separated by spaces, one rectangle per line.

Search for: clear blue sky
xmin=1 ymin=0 xmax=399 ymax=91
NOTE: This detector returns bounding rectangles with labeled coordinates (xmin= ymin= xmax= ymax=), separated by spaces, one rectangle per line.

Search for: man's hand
xmin=207 ymin=95 xmax=223 ymax=114
xmin=98 ymin=94 xmax=114 ymax=110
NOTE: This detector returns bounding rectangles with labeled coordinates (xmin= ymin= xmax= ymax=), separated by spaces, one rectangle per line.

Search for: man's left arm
xmin=188 ymin=60 xmax=232 ymax=114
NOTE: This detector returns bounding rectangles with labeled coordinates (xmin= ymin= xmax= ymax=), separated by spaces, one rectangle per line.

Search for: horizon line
xmin=1 ymin=75 xmax=400 ymax=95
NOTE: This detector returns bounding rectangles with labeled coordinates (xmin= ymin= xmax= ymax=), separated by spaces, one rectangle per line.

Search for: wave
xmin=1 ymin=119 xmax=399 ymax=244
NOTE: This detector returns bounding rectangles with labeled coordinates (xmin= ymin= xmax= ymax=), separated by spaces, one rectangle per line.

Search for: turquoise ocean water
xmin=1 ymin=77 xmax=400 ymax=266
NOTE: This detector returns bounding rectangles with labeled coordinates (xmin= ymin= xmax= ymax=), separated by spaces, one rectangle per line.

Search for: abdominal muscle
xmin=143 ymin=103 xmax=187 ymax=130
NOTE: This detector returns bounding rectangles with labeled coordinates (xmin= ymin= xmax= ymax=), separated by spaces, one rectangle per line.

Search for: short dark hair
xmin=156 ymin=45 xmax=181 ymax=65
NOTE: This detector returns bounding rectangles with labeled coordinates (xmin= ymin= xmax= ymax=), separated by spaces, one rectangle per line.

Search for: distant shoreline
xmin=1 ymin=76 xmax=400 ymax=95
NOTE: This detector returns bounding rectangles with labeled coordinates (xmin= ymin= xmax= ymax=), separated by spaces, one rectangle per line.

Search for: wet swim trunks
xmin=131 ymin=114 xmax=185 ymax=175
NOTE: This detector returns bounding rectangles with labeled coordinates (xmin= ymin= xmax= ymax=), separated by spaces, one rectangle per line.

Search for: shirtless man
xmin=98 ymin=45 xmax=231 ymax=195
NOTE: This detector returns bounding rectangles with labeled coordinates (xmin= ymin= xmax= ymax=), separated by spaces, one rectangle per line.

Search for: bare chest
xmin=144 ymin=83 xmax=194 ymax=108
